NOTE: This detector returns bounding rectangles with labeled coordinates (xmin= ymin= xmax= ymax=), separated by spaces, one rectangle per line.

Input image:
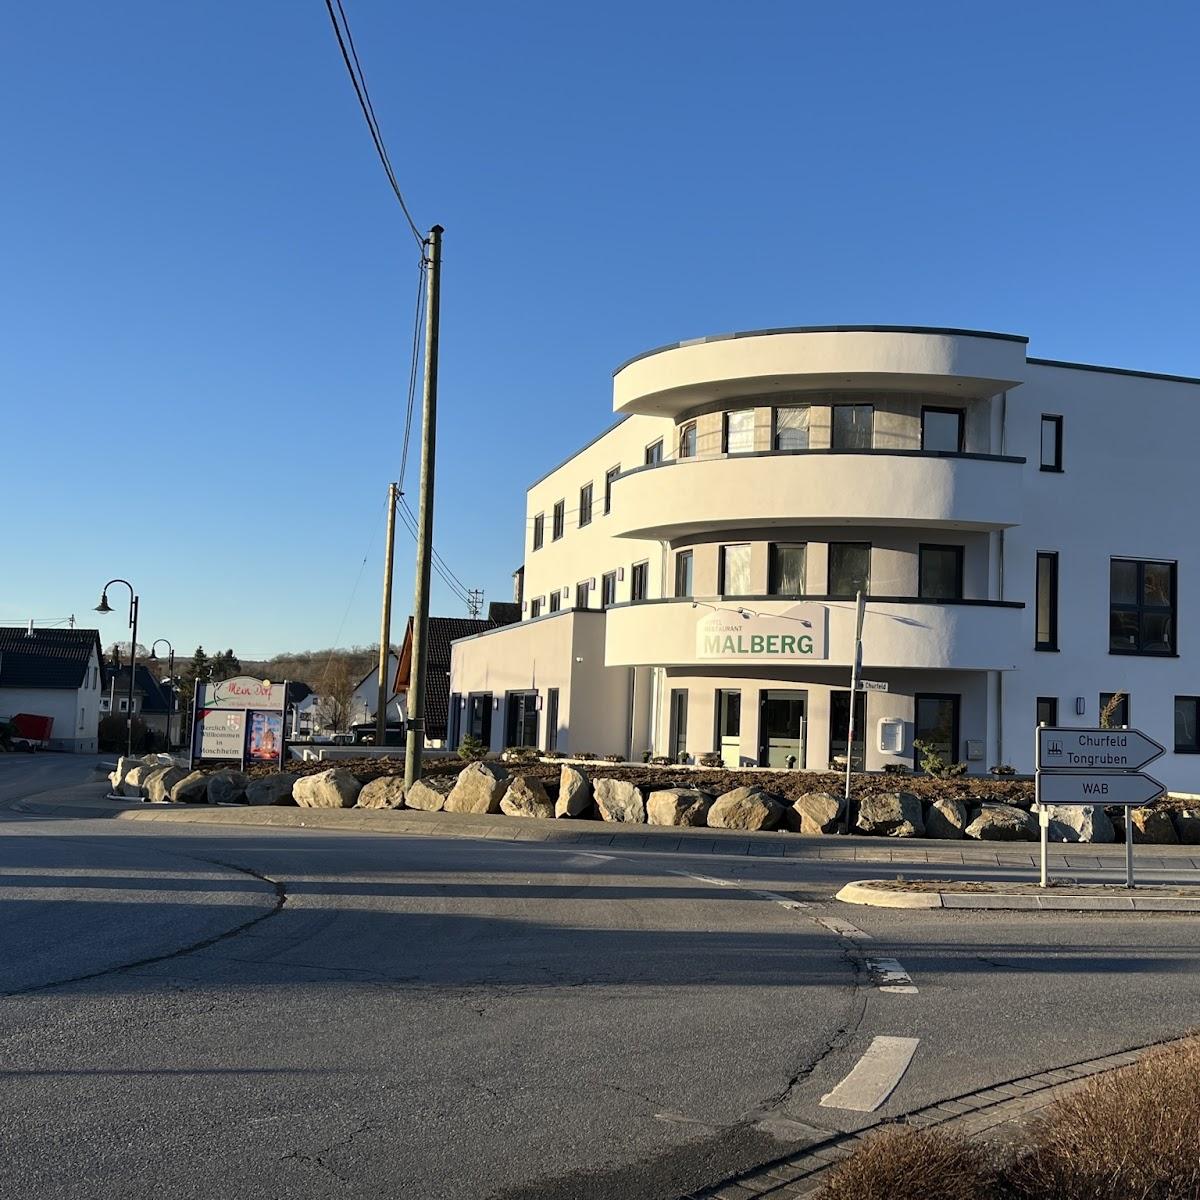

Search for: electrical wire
xmin=395 ymin=498 xmax=473 ymax=606
xmin=398 ymin=257 xmax=427 ymax=495
xmin=397 ymin=494 xmax=472 ymax=596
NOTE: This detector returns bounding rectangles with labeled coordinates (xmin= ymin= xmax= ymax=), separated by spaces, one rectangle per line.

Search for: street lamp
xmin=95 ymin=579 xmax=139 ymax=759
xmin=149 ymin=639 xmax=175 ymax=749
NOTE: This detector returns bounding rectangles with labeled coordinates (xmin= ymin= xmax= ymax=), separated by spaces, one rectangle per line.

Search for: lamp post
xmin=149 ymin=639 xmax=175 ymax=749
xmin=95 ymin=579 xmax=139 ymax=759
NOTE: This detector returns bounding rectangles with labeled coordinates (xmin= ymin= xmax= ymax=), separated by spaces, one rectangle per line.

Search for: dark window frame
xmin=578 ymin=482 xmax=593 ymax=527
xmin=603 ymin=465 xmax=619 ymax=514
xmin=1109 ymin=557 xmax=1177 ymax=657
xmin=828 ymin=541 xmax=871 ymax=598
xmin=768 ymin=542 xmax=807 ymax=596
xmin=1100 ymin=692 xmax=1131 ymax=728
xmin=831 ymin=403 xmax=874 ymax=450
xmin=1174 ymin=695 xmax=1200 ymax=754
xmin=918 ymin=543 xmax=965 ymax=601
xmin=722 ymin=408 xmax=755 ymax=454
xmin=828 ymin=689 xmax=866 ymax=771
xmin=532 ymin=513 xmax=544 ymax=551
xmin=549 ymin=590 xmax=561 ymax=613
xmin=575 ymin=579 xmax=592 ymax=609
xmin=1035 ymin=551 xmax=1059 ymax=651
xmin=601 ymin=571 xmax=617 ymax=608
xmin=552 ymin=500 xmax=565 ymax=541
xmin=1040 ymin=414 xmax=1063 ymax=472
xmin=644 ymin=440 xmax=663 ymax=466
xmin=1036 ymin=696 xmax=1059 ymax=727
xmin=678 ymin=422 xmax=697 ymax=459
xmin=545 ymin=688 xmax=560 ymax=753
xmin=630 ymin=560 xmax=649 ymax=603
xmin=718 ymin=543 xmax=752 ymax=596
xmin=529 ymin=597 xmax=543 ymax=618
xmin=913 ymin=692 xmax=961 ymax=773
xmin=921 ymin=405 xmax=965 ymax=453
xmin=674 ymin=549 xmax=694 ymax=598
xmin=773 ymin=404 xmax=811 ymax=451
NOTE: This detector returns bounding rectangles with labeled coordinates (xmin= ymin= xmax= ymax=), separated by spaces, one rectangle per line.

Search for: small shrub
xmin=500 ymin=745 xmax=539 ymax=763
xmin=650 ymin=755 xmax=672 ymax=766
xmin=576 ymin=751 xmax=597 ymax=761
xmin=699 ymin=752 xmax=723 ymax=767
xmin=457 ymin=734 xmax=487 ymax=762
xmin=914 ymin=740 xmax=969 ymax=779
xmin=603 ymin=753 xmax=622 ymax=763
xmin=641 ymin=750 xmax=652 ymax=763
xmin=990 ymin=763 xmax=1016 ymax=776
xmin=882 ymin=763 xmax=912 ymax=776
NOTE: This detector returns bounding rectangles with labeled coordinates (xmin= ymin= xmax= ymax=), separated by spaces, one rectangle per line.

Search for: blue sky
xmin=3 ymin=1 xmax=1196 ymax=658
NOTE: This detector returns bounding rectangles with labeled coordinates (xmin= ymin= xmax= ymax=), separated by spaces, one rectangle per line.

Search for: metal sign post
xmin=841 ymin=591 xmax=866 ymax=835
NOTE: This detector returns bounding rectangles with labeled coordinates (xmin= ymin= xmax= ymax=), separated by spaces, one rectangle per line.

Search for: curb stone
xmin=837 ymin=879 xmax=1200 ymax=913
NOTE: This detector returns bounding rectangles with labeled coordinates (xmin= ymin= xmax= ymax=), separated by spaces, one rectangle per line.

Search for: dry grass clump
xmin=1007 ymin=1038 xmax=1200 ymax=1200
xmin=817 ymin=1127 xmax=999 ymax=1200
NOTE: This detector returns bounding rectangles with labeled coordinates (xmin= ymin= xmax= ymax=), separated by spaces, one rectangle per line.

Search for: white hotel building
xmin=449 ymin=326 xmax=1199 ymax=788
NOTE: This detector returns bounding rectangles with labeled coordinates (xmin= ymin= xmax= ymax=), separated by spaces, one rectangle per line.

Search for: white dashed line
xmin=668 ymin=870 xmax=736 ymax=887
xmin=815 ymin=915 xmax=871 ymax=939
xmin=751 ymin=890 xmax=811 ymax=910
xmin=820 ymin=1036 xmax=920 ymax=1112
xmin=866 ymin=957 xmax=918 ymax=994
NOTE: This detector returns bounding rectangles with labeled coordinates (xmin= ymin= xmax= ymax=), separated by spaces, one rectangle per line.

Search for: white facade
xmin=450 ymin=325 xmax=1200 ymax=788
xmin=349 ymin=655 xmax=402 ymax=727
xmin=0 ymin=643 xmax=104 ymax=752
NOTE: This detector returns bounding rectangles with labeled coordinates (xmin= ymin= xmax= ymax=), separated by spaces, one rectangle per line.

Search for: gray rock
xmin=207 ymin=770 xmax=250 ymax=805
xmin=500 ymin=775 xmax=554 ymax=818
xmin=1131 ymin=806 xmax=1179 ymax=844
xmin=109 ymin=755 xmax=141 ymax=794
xmin=405 ymin=774 xmax=455 ymax=811
xmin=856 ymin=792 xmax=924 ymax=838
xmin=787 ymin=792 xmax=843 ymax=835
xmin=293 ymin=768 xmax=361 ymax=809
xmin=594 ymin=778 xmax=646 ymax=823
xmin=646 ymin=788 xmax=712 ymax=827
xmin=925 ymin=797 xmax=968 ymax=840
xmin=1174 ymin=809 xmax=1200 ymax=844
xmin=246 ymin=772 xmax=297 ymax=807
xmin=169 ymin=770 xmax=210 ymax=803
xmin=556 ymin=765 xmax=592 ymax=818
xmin=355 ymin=776 xmax=406 ymax=809
xmin=965 ymin=804 xmax=1037 ymax=841
xmin=708 ymin=786 xmax=783 ymax=831
xmin=1046 ymin=804 xmax=1115 ymax=843
xmin=123 ymin=764 xmax=156 ymax=796
xmin=445 ymin=761 xmax=509 ymax=814
xmin=145 ymin=766 xmax=189 ymax=804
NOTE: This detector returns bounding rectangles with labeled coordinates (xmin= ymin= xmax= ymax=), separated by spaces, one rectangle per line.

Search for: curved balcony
xmin=608 ymin=449 xmax=1024 ymax=538
xmin=613 ymin=326 xmax=1027 ymax=417
xmin=603 ymin=597 xmax=1024 ymax=673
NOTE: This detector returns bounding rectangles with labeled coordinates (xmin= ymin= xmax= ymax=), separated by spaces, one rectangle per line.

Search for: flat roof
xmin=1027 ymin=356 xmax=1200 ymax=387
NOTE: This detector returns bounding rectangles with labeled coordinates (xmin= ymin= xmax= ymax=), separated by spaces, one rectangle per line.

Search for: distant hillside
xmin=242 ymin=645 xmax=396 ymax=691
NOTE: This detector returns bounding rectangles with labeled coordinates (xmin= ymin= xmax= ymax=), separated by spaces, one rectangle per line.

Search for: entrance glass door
xmin=467 ymin=694 xmax=492 ymax=748
xmin=829 ymin=691 xmax=866 ymax=770
xmin=759 ymin=690 xmax=806 ymax=768
xmin=915 ymin=693 xmax=960 ymax=772
xmin=669 ymin=689 xmax=688 ymax=761
xmin=505 ymin=692 xmax=539 ymax=748
xmin=716 ymin=689 xmax=741 ymax=767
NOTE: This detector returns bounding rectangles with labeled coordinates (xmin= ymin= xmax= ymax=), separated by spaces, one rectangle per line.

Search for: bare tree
xmin=314 ymin=658 xmax=356 ymax=732
xmin=1099 ymin=691 xmax=1128 ymax=729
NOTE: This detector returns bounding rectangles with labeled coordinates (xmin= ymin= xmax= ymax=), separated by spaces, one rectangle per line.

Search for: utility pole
xmin=404 ymin=225 xmax=443 ymax=788
xmin=376 ymin=480 xmax=398 ymax=748
xmin=466 ymin=589 xmax=484 ymax=618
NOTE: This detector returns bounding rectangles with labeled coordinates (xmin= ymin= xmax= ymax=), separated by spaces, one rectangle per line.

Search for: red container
xmin=12 ymin=713 xmax=54 ymax=741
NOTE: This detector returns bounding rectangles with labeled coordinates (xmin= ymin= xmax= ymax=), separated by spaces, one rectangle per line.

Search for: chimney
xmin=26 ymin=619 xmax=34 ymax=638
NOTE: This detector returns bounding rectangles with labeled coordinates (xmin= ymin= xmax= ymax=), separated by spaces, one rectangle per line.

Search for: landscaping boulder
xmin=405 ymin=774 xmax=455 ymax=812
xmin=109 ymin=755 xmax=141 ymax=794
xmin=355 ymin=775 xmax=406 ymax=810
xmin=786 ymin=792 xmax=843 ymax=835
xmin=856 ymin=792 xmax=924 ymax=838
xmin=594 ymin=778 xmax=646 ymax=823
xmin=123 ymin=764 xmax=156 ymax=796
xmin=445 ymin=761 xmax=509 ymax=814
xmin=925 ymin=797 xmax=968 ymax=840
xmin=1046 ymin=804 xmax=1115 ymax=843
xmin=207 ymin=770 xmax=249 ymax=805
xmin=1174 ymin=809 xmax=1200 ymax=844
xmin=169 ymin=770 xmax=210 ymax=804
xmin=246 ymin=772 xmax=297 ymax=807
xmin=647 ymin=787 xmax=712 ymax=827
xmin=708 ymin=786 xmax=783 ymax=832
xmin=965 ymin=804 xmax=1037 ymax=841
xmin=1131 ymin=806 xmax=1179 ymax=844
xmin=293 ymin=767 xmax=361 ymax=809
xmin=556 ymin=765 xmax=592 ymax=818
xmin=500 ymin=775 xmax=555 ymax=818
xmin=145 ymin=766 xmax=189 ymax=804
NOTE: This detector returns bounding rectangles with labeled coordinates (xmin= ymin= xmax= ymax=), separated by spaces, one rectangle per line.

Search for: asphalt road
xmin=3 ymin=754 xmax=1200 ymax=1199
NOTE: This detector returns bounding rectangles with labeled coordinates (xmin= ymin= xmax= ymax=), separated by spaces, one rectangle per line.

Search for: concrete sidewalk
xmin=837 ymin=878 xmax=1200 ymax=912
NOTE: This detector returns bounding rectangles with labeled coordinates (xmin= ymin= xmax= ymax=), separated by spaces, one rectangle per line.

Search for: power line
xmin=395 ymin=498 xmax=473 ymax=606
xmin=322 ymin=0 xmax=423 ymax=247
xmin=398 ymin=494 xmax=472 ymax=597
xmin=398 ymin=257 xmax=427 ymax=494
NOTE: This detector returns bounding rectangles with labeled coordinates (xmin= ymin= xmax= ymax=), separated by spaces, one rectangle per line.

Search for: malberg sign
xmin=696 ymin=605 xmax=827 ymax=662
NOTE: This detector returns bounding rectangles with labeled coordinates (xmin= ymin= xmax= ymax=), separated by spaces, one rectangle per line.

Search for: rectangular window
xmin=768 ymin=543 xmax=807 ymax=595
xmin=630 ymin=561 xmax=649 ymax=602
xmin=505 ymin=692 xmax=539 ymax=749
xmin=578 ymin=482 xmax=593 ymax=527
xmin=1110 ymin=558 xmax=1176 ymax=655
xmin=919 ymin=544 xmax=964 ymax=600
xmin=715 ymin=689 xmax=741 ymax=766
xmin=604 ymin=465 xmax=619 ymax=514
xmin=674 ymin=549 xmax=694 ymax=598
xmin=1036 ymin=697 xmax=1059 ymax=727
xmin=669 ymin=689 xmax=689 ymax=760
xmin=601 ymin=571 xmax=617 ymax=608
xmin=832 ymin=404 xmax=873 ymax=450
xmin=575 ymin=580 xmax=592 ymax=609
xmin=467 ymin=693 xmax=492 ymax=745
xmin=100 ymin=698 xmax=110 ymax=712
xmin=921 ymin=406 xmax=964 ymax=453
xmin=644 ymin=440 xmax=663 ymax=466
xmin=828 ymin=542 xmax=870 ymax=597
xmin=552 ymin=500 xmax=565 ymax=540
xmin=829 ymin=690 xmax=866 ymax=771
xmin=774 ymin=405 xmax=810 ymax=451
xmin=718 ymin=543 xmax=752 ymax=596
xmin=679 ymin=422 xmax=697 ymax=458
xmin=529 ymin=598 xmax=543 ymax=618
xmin=532 ymin=513 xmax=544 ymax=551
xmin=915 ymin=693 xmax=960 ymax=772
xmin=1040 ymin=414 xmax=1063 ymax=471
xmin=448 ymin=693 xmax=462 ymax=749
xmin=723 ymin=408 xmax=755 ymax=454
xmin=549 ymin=591 xmax=561 ymax=613
xmin=1100 ymin=692 xmax=1130 ymax=728
xmin=546 ymin=688 xmax=559 ymax=753
xmin=1174 ymin=696 xmax=1200 ymax=753
xmin=1035 ymin=552 xmax=1059 ymax=650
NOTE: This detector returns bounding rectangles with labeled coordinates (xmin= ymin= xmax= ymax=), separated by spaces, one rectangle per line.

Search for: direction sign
xmin=1037 ymin=770 xmax=1165 ymax=807
xmin=856 ymin=680 xmax=888 ymax=693
xmin=1037 ymin=726 xmax=1164 ymax=773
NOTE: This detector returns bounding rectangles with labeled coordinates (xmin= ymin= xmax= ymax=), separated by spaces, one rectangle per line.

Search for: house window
xmin=630 ymin=561 xmax=649 ymax=603
xmin=1110 ymin=558 xmax=1176 ymax=655
xmin=100 ymin=698 xmax=110 ymax=712
xmin=467 ymin=694 xmax=492 ymax=745
xmin=774 ymin=405 xmax=810 ymax=451
xmin=1174 ymin=697 xmax=1200 ymax=753
xmin=505 ymin=692 xmax=539 ymax=749
xmin=921 ymin=406 xmax=964 ymax=453
xmin=674 ymin=549 xmax=694 ymax=598
xmin=532 ymin=513 xmax=544 ymax=551
xmin=644 ymin=440 xmax=663 ymax=466
xmin=1100 ymin=692 xmax=1130 ymax=728
xmin=601 ymin=571 xmax=617 ymax=608
xmin=718 ymin=544 xmax=752 ymax=596
xmin=575 ymin=579 xmax=592 ymax=609
xmin=832 ymin=404 xmax=873 ymax=450
xmin=768 ymin=543 xmax=806 ymax=595
xmin=119 ymin=698 xmax=131 ymax=713
xmin=604 ymin=465 xmax=619 ymax=514
xmin=679 ymin=422 xmax=697 ymax=458
xmin=828 ymin=542 xmax=870 ymax=597
xmin=915 ymin=694 xmax=960 ymax=772
xmin=546 ymin=688 xmax=560 ymax=753
xmin=1036 ymin=697 xmax=1059 ymax=727
xmin=723 ymin=409 xmax=754 ymax=454
xmin=1040 ymin=415 xmax=1063 ymax=471
xmin=549 ymin=591 xmax=561 ymax=613
xmin=530 ymin=598 xmax=543 ymax=618
xmin=1036 ymin=552 xmax=1059 ymax=650
xmin=79 ymin=707 xmax=85 ymax=729
xmin=552 ymin=500 xmax=565 ymax=540
xmin=579 ymin=482 xmax=593 ymax=528
xmin=919 ymin=544 xmax=964 ymax=600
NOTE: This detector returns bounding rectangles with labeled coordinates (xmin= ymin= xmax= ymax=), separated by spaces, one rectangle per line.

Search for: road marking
xmin=668 ymin=870 xmax=736 ymax=887
xmin=866 ymin=957 xmax=918 ymax=993
xmin=819 ymin=1036 xmax=921 ymax=1112
xmin=564 ymin=852 xmax=614 ymax=866
xmin=751 ymin=889 xmax=812 ymax=910
xmin=815 ymin=915 xmax=871 ymax=939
